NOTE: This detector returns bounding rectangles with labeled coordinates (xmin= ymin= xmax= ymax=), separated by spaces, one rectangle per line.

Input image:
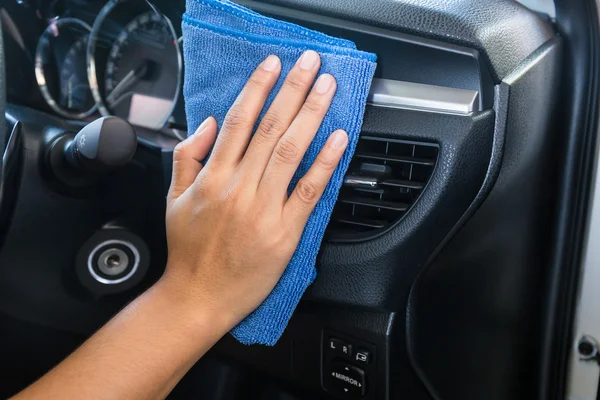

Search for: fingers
xmin=241 ymin=50 xmax=321 ymax=178
xmin=284 ymin=130 xmax=348 ymax=230
xmin=209 ymin=55 xmax=281 ymax=166
xmin=259 ymin=73 xmax=337 ymax=200
xmin=167 ymin=117 xmax=217 ymax=208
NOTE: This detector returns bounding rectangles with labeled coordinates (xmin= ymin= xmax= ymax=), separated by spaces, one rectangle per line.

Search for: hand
xmin=163 ymin=50 xmax=348 ymax=331
xmin=11 ymin=50 xmax=348 ymax=400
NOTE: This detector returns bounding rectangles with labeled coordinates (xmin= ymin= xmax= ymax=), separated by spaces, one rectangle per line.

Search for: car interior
xmin=0 ymin=0 xmax=599 ymax=399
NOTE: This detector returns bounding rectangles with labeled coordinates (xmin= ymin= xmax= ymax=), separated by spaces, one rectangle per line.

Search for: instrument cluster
xmin=33 ymin=0 xmax=183 ymax=133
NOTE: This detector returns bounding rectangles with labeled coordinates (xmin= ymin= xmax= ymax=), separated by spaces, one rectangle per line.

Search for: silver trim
xmin=35 ymin=18 xmax=98 ymax=120
xmin=87 ymin=240 xmax=140 ymax=285
xmin=367 ymin=78 xmax=479 ymax=115
xmin=344 ymin=176 xmax=378 ymax=189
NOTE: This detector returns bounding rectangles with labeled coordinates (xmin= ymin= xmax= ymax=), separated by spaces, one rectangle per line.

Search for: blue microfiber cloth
xmin=182 ymin=0 xmax=377 ymax=346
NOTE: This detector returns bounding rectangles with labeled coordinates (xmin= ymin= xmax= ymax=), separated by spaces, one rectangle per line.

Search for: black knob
xmin=65 ymin=117 xmax=137 ymax=173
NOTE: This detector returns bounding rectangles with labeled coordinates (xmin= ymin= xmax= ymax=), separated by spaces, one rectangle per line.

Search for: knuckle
xmin=194 ymin=178 xmax=213 ymax=196
xmin=256 ymin=113 xmax=286 ymax=143
xmin=248 ymin=71 xmax=270 ymax=88
xmin=224 ymin=105 xmax=249 ymax=130
xmin=172 ymin=142 xmax=188 ymax=159
xmin=270 ymin=231 xmax=289 ymax=252
xmin=295 ymin=179 xmax=319 ymax=205
xmin=316 ymin=154 xmax=337 ymax=171
xmin=302 ymin=97 xmax=324 ymax=114
xmin=274 ymin=137 xmax=301 ymax=164
xmin=286 ymin=75 xmax=309 ymax=92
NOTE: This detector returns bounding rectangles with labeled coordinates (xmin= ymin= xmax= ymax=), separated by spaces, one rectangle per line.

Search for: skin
xmin=13 ymin=50 xmax=348 ymax=399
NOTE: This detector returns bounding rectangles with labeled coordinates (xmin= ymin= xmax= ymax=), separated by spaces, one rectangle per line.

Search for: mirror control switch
xmin=328 ymin=362 xmax=366 ymax=398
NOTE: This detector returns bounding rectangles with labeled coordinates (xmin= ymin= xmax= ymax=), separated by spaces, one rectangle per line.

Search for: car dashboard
xmin=0 ymin=0 xmax=567 ymax=399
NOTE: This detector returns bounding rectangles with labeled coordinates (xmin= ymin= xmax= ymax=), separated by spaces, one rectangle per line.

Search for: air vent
xmin=327 ymin=136 xmax=438 ymax=239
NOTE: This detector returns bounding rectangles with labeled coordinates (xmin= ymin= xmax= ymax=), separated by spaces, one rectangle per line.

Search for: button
xmin=354 ymin=349 xmax=371 ymax=365
xmin=329 ymin=362 xmax=366 ymax=397
xmin=328 ymin=338 xmax=353 ymax=358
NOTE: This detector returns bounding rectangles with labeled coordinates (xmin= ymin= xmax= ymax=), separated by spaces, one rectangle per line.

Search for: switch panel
xmin=322 ymin=330 xmax=377 ymax=399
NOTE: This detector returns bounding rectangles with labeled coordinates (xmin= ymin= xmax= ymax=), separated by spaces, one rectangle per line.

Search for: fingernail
xmin=298 ymin=50 xmax=319 ymax=70
xmin=315 ymin=74 xmax=334 ymax=94
xmin=262 ymin=55 xmax=280 ymax=72
xmin=195 ymin=118 xmax=210 ymax=135
xmin=330 ymin=130 xmax=348 ymax=149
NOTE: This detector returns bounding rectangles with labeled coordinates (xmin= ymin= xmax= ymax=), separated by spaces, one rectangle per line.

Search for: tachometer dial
xmin=35 ymin=18 xmax=97 ymax=119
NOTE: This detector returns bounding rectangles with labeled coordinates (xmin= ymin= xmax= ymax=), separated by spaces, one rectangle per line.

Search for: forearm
xmin=13 ymin=274 xmax=231 ymax=400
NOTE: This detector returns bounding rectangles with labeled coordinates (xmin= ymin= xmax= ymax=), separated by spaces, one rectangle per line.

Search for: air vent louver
xmin=327 ymin=136 xmax=438 ymax=239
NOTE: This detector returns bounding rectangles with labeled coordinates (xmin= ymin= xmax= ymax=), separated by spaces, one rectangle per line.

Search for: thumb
xmin=167 ymin=117 xmax=217 ymax=208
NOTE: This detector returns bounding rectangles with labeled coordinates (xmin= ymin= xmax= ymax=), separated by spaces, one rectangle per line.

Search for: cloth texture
xmin=182 ymin=0 xmax=377 ymax=346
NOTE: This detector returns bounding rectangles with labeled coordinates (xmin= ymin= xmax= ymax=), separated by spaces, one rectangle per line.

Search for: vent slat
xmin=343 ymin=175 xmax=378 ymax=189
xmin=355 ymin=152 xmax=435 ymax=166
xmin=380 ymin=179 xmax=425 ymax=190
xmin=334 ymin=217 xmax=387 ymax=229
xmin=327 ymin=137 xmax=438 ymax=239
xmin=340 ymin=197 xmax=409 ymax=211
xmin=343 ymin=176 xmax=425 ymax=190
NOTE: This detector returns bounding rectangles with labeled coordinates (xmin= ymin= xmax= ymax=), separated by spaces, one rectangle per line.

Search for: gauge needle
xmin=106 ymin=63 xmax=149 ymax=106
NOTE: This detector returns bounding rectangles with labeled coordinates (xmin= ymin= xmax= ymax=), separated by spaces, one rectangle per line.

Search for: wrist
xmin=153 ymin=268 xmax=237 ymax=340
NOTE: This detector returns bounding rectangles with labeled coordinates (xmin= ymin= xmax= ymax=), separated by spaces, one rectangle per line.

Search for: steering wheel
xmin=0 ymin=18 xmax=6 ymax=151
xmin=0 ymin=18 xmax=8 ymax=225
xmin=0 ymin=19 xmax=21 ymax=241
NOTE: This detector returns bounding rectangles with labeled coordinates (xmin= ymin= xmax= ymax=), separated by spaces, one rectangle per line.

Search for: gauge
xmin=87 ymin=0 xmax=182 ymax=130
xmin=35 ymin=18 xmax=97 ymax=119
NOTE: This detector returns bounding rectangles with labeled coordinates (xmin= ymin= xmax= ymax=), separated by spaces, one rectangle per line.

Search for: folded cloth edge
xmin=187 ymin=0 xmax=356 ymax=49
xmin=182 ymin=14 xmax=376 ymax=62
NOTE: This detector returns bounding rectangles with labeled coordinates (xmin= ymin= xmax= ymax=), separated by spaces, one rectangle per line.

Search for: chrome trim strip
xmin=344 ymin=176 xmax=378 ymax=189
xmin=367 ymin=78 xmax=479 ymax=115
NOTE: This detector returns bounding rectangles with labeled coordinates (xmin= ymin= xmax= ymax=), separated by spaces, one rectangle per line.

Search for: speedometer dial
xmin=87 ymin=0 xmax=182 ymax=130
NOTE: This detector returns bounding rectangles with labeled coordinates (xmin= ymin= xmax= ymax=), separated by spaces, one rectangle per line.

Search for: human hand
xmin=162 ymin=50 xmax=348 ymax=331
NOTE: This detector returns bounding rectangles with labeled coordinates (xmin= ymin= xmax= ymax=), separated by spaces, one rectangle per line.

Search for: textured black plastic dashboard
xmin=245 ymin=0 xmax=554 ymax=82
